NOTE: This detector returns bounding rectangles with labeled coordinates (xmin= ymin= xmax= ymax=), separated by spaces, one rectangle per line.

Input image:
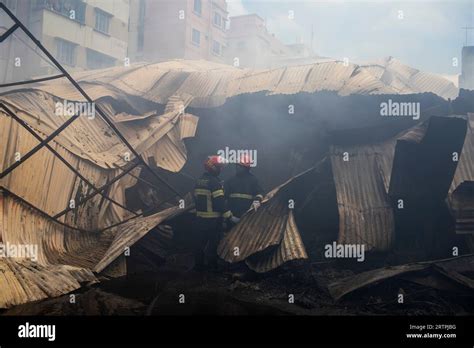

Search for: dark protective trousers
xmin=194 ymin=217 xmax=223 ymax=269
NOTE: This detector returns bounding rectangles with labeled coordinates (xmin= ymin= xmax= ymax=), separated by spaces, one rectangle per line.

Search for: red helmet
xmin=204 ymin=155 xmax=226 ymax=174
xmin=238 ymin=154 xmax=252 ymax=168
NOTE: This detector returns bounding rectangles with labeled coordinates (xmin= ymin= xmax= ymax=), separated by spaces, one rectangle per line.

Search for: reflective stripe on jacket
xmin=224 ymin=172 xmax=263 ymax=218
xmin=194 ymin=172 xmax=232 ymax=221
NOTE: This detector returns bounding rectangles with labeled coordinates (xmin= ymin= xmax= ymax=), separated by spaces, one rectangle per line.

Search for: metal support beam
xmin=0 ymin=186 xmax=88 ymax=232
xmin=52 ymin=159 xmax=140 ymax=219
xmin=0 ymin=4 xmax=186 ymax=234
xmin=0 ymin=106 xmax=82 ymax=179
xmin=0 ymin=23 xmax=18 ymax=42
xmin=0 ymin=73 xmax=65 ymax=88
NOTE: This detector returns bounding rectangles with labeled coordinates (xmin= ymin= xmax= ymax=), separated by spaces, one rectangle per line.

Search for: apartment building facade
xmin=143 ymin=0 xmax=227 ymax=63
xmin=1 ymin=0 xmax=135 ymax=83
xmin=1 ymin=0 xmax=316 ymax=84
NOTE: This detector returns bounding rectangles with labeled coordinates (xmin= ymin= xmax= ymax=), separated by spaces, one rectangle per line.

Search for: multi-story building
xmin=1 ymin=0 xmax=314 ymax=84
xmin=1 ymin=0 xmax=133 ymax=83
xmin=142 ymin=0 xmax=228 ymax=63
xmin=225 ymin=14 xmax=293 ymax=69
xmin=127 ymin=0 xmax=146 ymax=62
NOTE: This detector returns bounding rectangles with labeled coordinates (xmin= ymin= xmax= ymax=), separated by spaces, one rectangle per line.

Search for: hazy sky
xmin=227 ymin=0 xmax=474 ymax=74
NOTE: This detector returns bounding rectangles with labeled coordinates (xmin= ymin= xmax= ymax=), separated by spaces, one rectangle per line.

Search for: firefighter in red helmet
xmin=193 ymin=155 xmax=232 ymax=269
xmin=225 ymin=153 xmax=264 ymax=224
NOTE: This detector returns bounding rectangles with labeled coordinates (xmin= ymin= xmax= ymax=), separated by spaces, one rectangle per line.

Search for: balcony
xmin=33 ymin=0 xmax=86 ymax=25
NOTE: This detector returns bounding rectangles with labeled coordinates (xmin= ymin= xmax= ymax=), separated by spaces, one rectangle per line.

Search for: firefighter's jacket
xmin=224 ymin=172 xmax=264 ymax=218
xmin=194 ymin=172 xmax=232 ymax=227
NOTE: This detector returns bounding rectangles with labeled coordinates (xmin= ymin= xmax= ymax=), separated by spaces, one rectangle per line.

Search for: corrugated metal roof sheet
xmin=94 ymin=203 xmax=192 ymax=273
xmin=245 ymin=210 xmax=308 ymax=273
xmin=0 ymin=90 xmax=198 ymax=170
xmin=0 ymin=258 xmax=97 ymax=309
xmin=0 ymin=193 xmax=107 ymax=308
xmin=269 ymin=65 xmax=314 ymax=95
xmin=218 ymin=198 xmax=288 ymax=263
xmin=18 ymin=57 xmax=458 ymax=111
xmin=303 ymin=62 xmax=357 ymax=93
xmin=362 ymin=57 xmax=459 ymax=98
xmin=330 ymin=145 xmax=395 ymax=251
xmin=329 ymin=116 xmax=469 ymax=252
xmin=0 ymin=185 xmax=191 ymax=308
xmin=0 ymin=72 xmax=199 ymax=308
xmin=217 ymin=166 xmax=318 ymax=271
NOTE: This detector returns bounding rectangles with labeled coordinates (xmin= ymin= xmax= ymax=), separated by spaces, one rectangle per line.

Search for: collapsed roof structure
xmin=218 ymin=114 xmax=473 ymax=270
xmin=1 ymin=3 xmax=473 ymax=309
xmin=1 ymin=5 xmax=197 ymax=308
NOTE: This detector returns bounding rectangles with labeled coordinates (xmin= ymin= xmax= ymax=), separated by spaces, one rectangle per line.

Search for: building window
xmin=213 ymin=12 xmax=222 ymax=28
xmin=212 ymin=40 xmax=221 ymax=56
xmin=193 ymin=0 xmax=202 ymax=15
xmin=87 ymin=49 xmax=116 ymax=69
xmin=34 ymin=0 xmax=86 ymax=24
xmin=192 ymin=29 xmax=200 ymax=46
xmin=56 ymin=39 xmax=76 ymax=66
xmin=95 ymin=9 xmax=111 ymax=34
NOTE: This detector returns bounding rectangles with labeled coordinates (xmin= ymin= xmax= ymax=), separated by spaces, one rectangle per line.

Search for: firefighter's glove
xmin=251 ymin=200 xmax=261 ymax=211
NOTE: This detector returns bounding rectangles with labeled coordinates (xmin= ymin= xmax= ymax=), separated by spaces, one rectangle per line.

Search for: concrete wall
xmin=143 ymin=0 xmax=227 ymax=63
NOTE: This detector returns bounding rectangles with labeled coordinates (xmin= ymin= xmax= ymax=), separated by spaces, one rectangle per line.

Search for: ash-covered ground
xmin=3 ymin=258 xmax=473 ymax=316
